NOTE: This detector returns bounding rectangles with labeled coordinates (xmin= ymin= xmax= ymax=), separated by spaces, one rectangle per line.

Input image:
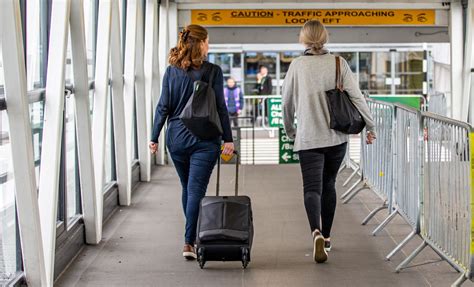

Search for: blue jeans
xmin=169 ymin=141 xmax=220 ymax=245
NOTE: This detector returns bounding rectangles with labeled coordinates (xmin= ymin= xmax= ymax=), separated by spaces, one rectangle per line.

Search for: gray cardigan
xmin=282 ymin=53 xmax=376 ymax=151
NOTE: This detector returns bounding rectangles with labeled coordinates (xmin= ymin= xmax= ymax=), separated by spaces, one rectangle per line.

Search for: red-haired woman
xmin=149 ymin=25 xmax=234 ymax=260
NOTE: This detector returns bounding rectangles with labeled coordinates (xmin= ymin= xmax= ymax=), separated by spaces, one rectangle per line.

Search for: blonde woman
xmin=282 ymin=20 xmax=376 ymax=263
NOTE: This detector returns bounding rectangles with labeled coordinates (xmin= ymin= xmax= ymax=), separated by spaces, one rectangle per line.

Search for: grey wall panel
xmin=103 ymin=186 xmax=119 ymax=224
xmin=132 ymin=162 xmax=141 ymax=191
xmin=205 ymin=27 xmax=449 ymax=44
xmin=54 ymin=223 xmax=84 ymax=281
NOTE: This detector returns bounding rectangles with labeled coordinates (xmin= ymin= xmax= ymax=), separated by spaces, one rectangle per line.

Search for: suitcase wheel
xmin=197 ymin=248 xmax=205 ymax=269
xmin=241 ymin=248 xmax=250 ymax=269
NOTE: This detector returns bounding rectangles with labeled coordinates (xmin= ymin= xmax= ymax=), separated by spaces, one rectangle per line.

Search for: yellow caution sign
xmin=191 ymin=9 xmax=436 ymax=26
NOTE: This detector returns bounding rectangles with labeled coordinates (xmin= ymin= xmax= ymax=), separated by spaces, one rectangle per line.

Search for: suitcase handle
xmin=216 ymin=150 xmax=239 ymax=196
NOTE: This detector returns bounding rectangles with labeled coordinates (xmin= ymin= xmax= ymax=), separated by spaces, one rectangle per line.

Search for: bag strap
xmin=335 ymin=56 xmax=343 ymax=91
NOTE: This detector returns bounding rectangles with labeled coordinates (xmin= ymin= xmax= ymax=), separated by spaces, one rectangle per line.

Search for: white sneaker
xmin=312 ymin=231 xmax=328 ymax=263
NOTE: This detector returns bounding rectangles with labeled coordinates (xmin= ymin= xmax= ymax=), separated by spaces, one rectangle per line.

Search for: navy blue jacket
xmin=151 ymin=62 xmax=233 ymax=152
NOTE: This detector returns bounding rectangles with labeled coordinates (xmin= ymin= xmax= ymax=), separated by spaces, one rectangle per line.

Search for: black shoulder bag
xmin=179 ymin=64 xmax=223 ymax=140
xmin=325 ymin=56 xmax=366 ymax=134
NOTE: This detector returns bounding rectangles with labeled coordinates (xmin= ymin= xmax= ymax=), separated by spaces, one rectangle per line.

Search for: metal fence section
xmin=396 ymin=113 xmax=473 ymax=286
xmin=378 ymin=105 xmax=423 ymax=260
xmin=341 ymin=100 xmax=395 ymax=228
xmin=341 ymin=99 xmax=474 ymax=286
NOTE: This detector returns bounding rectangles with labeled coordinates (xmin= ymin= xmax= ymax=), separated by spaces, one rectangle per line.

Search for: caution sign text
xmin=191 ymin=9 xmax=436 ymax=26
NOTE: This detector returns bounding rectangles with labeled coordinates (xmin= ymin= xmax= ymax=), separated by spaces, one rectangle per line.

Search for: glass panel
xmin=26 ymin=1 xmax=42 ymax=90
xmin=0 ymin=110 xmax=20 ymax=280
xmin=208 ymin=53 xmax=243 ymax=87
xmin=29 ymin=101 xmax=45 ymax=186
xmin=358 ymin=52 xmax=391 ymax=95
xmin=333 ymin=52 xmax=357 ymax=73
xmin=104 ymin=92 xmax=113 ymax=185
xmin=244 ymin=52 xmax=277 ymax=95
xmin=65 ymin=31 xmax=73 ymax=86
xmin=0 ymin=49 xmax=4 ymax=93
xmin=280 ymin=51 xmax=301 ymax=80
xmin=65 ymin=95 xmax=79 ymax=220
xmin=83 ymin=0 xmax=96 ymax=79
xmin=395 ymin=51 xmax=424 ymax=95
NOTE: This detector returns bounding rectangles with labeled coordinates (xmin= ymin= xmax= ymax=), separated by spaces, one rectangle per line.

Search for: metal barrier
xmin=229 ymin=116 xmax=255 ymax=165
xmin=340 ymin=99 xmax=474 ymax=286
xmin=376 ymin=105 xmax=423 ymax=261
xmin=396 ymin=112 xmax=473 ymax=286
xmin=241 ymin=95 xmax=279 ymax=131
xmin=341 ymin=100 xmax=395 ymax=229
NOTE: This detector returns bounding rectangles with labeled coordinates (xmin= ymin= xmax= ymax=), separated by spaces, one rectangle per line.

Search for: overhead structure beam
xmin=177 ymin=2 xmax=450 ymax=10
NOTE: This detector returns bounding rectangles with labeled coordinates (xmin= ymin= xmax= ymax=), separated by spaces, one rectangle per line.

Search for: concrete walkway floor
xmin=56 ymin=164 xmax=474 ymax=287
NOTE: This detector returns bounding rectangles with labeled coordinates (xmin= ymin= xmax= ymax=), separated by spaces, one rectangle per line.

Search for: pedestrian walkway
xmin=56 ymin=165 xmax=472 ymax=286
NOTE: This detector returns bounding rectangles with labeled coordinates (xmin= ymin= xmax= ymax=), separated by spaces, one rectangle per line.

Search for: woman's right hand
xmin=149 ymin=142 xmax=158 ymax=154
xmin=222 ymin=142 xmax=234 ymax=156
xmin=366 ymin=131 xmax=376 ymax=145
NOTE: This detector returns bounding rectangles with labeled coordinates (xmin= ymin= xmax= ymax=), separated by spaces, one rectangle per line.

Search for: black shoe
xmin=324 ymin=241 xmax=331 ymax=252
xmin=312 ymin=230 xmax=328 ymax=263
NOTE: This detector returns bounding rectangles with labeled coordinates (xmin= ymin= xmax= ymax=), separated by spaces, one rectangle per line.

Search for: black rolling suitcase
xmin=196 ymin=152 xmax=253 ymax=269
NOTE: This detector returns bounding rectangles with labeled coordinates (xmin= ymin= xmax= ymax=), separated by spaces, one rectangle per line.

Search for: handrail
xmin=0 ymin=80 xmax=96 ymax=111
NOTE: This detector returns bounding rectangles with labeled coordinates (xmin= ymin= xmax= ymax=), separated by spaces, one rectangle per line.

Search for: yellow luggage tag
xmin=220 ymin=146 xmax=234 ymax=162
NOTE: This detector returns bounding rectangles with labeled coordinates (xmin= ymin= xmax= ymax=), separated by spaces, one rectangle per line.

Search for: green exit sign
xmin=279 ymin=128 xmax=299 ymax=164
xmin=268 ymin=97 xmax=283 ymax=128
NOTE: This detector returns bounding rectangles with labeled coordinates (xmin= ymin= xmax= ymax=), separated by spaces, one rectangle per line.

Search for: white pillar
xmin=450 ymin=1 xmax=464 ymax=120
xmin=0 ymin=1 xmax=47 ymax=286
xmin=144 ymin=0 xmax=160 ymax=169
xmin=157 ymin=1 xmax=170 ymax=165
xmin=465 ymin=0 xmax=474 ymax=124
xmin=70 ymin=0 xmax=100 ymax=245
xmin=38 ymin=0 xmax=71 ymax=285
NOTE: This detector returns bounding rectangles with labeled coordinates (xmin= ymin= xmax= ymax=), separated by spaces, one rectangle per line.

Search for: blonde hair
xmin=299 ymin=20 xmax=328 ymax=52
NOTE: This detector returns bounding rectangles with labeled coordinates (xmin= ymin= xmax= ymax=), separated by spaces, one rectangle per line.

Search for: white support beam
xmin=93 ymin=0 xmax=113 ymax=230
xmin=450 ymin=1 xmax=464 ymax=121
xmin=466 ymin=0 xmax=474 ymax=124
xmin=110 ymin=0 xmax=131 ymax=205
xmin=0 ymin=1 xmax=47 ymax=286
xmin=168 ymin=2 xmax=178 ymax=50
xmin=38 ymin=0 xmax=71 ymax=285
xmin=157 ymin=1 xmax=170 ymax=165
xmin=145 ymin=0 xmax=160 ymax=168
xmin=134 ymin=0 xmax=151 ymax=182
xmin=124 ymin=0 xmax=139 ymax=167
xmin=70 ymin=0 xmax=100 ymax=245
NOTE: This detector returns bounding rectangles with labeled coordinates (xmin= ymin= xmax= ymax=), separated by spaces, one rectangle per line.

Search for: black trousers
xmin=298 ymin=142 xmax=347 ymax=238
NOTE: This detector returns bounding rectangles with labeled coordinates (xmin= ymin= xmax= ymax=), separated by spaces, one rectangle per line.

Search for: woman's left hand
xmin=222 ymin=142 xmax=234 ymax=156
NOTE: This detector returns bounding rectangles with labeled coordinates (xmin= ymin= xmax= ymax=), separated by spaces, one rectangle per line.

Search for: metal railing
xmin=342 ymin=98 xmax=474 ymax=286
xmin=341 ymin=101 xmax=395 ymax=224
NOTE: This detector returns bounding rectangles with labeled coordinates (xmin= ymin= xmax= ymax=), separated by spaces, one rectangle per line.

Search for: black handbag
xmin=180 ymin=63 xmax=223 ymax=140
xmin=325 ymin=56 xmax=366 ymax=134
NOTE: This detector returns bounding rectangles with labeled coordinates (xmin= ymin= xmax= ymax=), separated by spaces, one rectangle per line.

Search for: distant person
xmin=256 ymin=66 xmax=273 ymax=124
xmin=149 ymin=24 xmax=234 ymax=260
xmin=224 ymin=77 xmax=244 ymax=126
xmin=257 ymin=65 xmax=273 ymax=95
xmin=282 ymin=20 xmax=376 ymax=264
